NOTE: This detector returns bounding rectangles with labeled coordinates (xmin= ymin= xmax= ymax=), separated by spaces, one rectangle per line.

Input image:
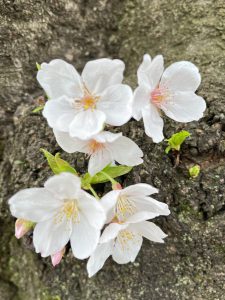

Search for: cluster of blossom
xmin=8 ymin=54 xmax=206 ymax=276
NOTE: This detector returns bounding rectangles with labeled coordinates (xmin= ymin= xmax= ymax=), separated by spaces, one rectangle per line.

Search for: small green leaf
xmin=81 ymin=165 xmax=132 ymax=189
xmin=40 ymin=149 xmax=77 ymax=175
xmin=32 ymin=105 xmax=44 ymax=113
xmin=55 ymin=153 xmax=77 ymax=175
xmin=40 ymin=149 xmax=60 ymax=174
xmin=189 ymin=165 xmax=200 ymax=178
xmin=165 ymin=130 xmax=190 ymax=153
xmin=36 ymin=62 xmax=41 ymax=70
xmin=165 ymin=146 xmax=171 ymax=154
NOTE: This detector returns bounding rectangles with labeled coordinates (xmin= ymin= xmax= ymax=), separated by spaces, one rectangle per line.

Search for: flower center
xmin=117 ymin=230 xmax=135 ymax=251
xmin=54 ymin=199 xmax=80 ymax=224
xmin=116 ymin=195 xmax=137 ymax=221
xmin=88 ymin=140 xmax=105 ymax=154
xmin=74 ymin=84 xmax=100 ymax=111
xmin=81 ymin=95 xmax=97 ymax=110
xmin=150 ymin=85 xmax=172 ymax=107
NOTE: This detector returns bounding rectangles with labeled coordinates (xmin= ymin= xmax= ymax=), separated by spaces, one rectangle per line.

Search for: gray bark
xmin=0 ymin=0 xmax=225 ymax=299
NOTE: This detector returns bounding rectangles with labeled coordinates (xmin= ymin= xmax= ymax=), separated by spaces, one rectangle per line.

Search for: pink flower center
xmin=151 ymin=86 xmax=170 ymax=107
xmin=88 ymin=140 xmax=105 ymax=154
xmin=74 ymin=84 xmax=100 ymax=110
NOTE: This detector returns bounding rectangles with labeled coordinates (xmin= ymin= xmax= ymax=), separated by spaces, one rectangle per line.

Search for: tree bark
xmin=1 ymin=0 xmax=225 ymax=299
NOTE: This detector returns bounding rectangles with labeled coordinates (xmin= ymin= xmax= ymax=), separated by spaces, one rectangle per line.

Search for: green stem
xmin=88 ymin=184 xmax=100 ymax=200
xmin=100 ymin=171 xmax=117 ymax=185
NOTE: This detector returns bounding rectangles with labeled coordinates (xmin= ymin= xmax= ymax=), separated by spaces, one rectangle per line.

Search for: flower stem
xmin=88 ymin=184 xmax=100 ymax=200
xmin=100 ymin=171 xmax=117 ymax=185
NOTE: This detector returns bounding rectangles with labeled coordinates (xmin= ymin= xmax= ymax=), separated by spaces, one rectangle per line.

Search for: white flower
xmin=9 ymin=173 xmax=105 ymax=259
xmin=37 ymin=58 xmax=133 ymax=140
xmin=53 ymin=130 xmax=143 ymax=176
xmin=101 ymin=183 xmax=170 ymax=223
xmin=133 ymin=54 xmax=206 ymax=143
xmin=87 ymin=212 xmax=167 ymax=277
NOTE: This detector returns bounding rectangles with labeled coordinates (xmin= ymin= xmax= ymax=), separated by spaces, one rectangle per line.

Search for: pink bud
xmin=15 ymin=219 xmax=34 ymax=239
xmin=112 ymin=182 xmax=122 ymax=190
xmin=51 ymin=248 xmax=65 ymax=267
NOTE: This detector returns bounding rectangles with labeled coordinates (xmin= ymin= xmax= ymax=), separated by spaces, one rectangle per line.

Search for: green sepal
xmin=36 ymin=62 xmax=41 ymax=70
xmin=165 ymin=130 xmax=190 ymax=153
xmin=81 ymin=165 xmax=132 ymax=189
xmin=40 ymin=149 xmax=77 ymax=175
xmin=32 ymin=105 xmax=44 ymax=113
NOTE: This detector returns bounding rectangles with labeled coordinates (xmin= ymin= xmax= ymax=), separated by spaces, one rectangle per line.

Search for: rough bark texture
xmin=1 ymin=0 xmax=225 ymax=299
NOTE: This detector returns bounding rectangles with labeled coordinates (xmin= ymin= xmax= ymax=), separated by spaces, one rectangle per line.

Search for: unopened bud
xmin=112 ymin=182 xmax=122 ymax=190
xmin=51 ymin=248 xmax=65 ymax=267
xmin=15 ymin=219 xmax=34 ymax=239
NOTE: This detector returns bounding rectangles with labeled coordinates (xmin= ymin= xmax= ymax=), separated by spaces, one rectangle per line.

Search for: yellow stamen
xmin=54 ymin=199 xmax=80 ymax=224
xmin=116 ymin=195 xmax=137 ymax=221
xmin=117 ymin=230 xmax=135 ymax=251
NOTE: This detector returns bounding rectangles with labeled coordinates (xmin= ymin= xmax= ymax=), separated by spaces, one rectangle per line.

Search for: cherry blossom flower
xmin=53 ymin=130 xmax=143 ymax=175
xmin=37 ymin=59 xmax=133 ymax=139
xmin=101 ymin=183 xmax=170 ymax=223
xmin=87 ymin=212 xmax=167 ymax=277
xmin=9 ymin=173 xmax=105 ymax=259
xmin=133 ymin=54 xmax=206 ymax=143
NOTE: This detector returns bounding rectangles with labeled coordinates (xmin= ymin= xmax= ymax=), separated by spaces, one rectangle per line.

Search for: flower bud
xmin=112 ymin=182 xmax=122 ymax=190
xmin=51 ymin=248 xmax=65 ymax=267
xmin=15 ymin=219 xmax=34 ymax=239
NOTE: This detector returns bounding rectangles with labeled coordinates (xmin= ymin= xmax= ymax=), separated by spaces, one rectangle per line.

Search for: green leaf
xmin=165 ymin=130 xmax=190 ymax=153
xmin=81 ymin=165 xmax=132 ymax=189
xmin=41 ymin=149 xmax=60 ymax=174
xmin=189 ymin=165 xmax=200 ymax=178
xmin=54 ymin=153 xmax=77 ymax=175
xmin=36 ymin=62 xmax=41 ymax=70
xmin=40 ymin=149 xmax=77 ymax=175
xmin=32 ymin=105 xmax=44 ymax=113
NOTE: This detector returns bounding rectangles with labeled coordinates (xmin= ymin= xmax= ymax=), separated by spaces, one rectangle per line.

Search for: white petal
xmin=132 ymin=85 xmax=151 ymax=121
xmin=160 ymin=61 xmax=201 ymax=92
xmin=42 ymin=96 xmax=75 ymax=131
xmin=162 ymin=91 xmax=206 ymax=122
xmin=126 ymin=211 xmax=159 ymax=223
xmin=134 ymin=221 xmax=167 ymax=243
xmin=78 ymin=190 xmax=106 ymax=229
xmin=9 ymin=188 xmax=61 ymax=222
xmin=33 ymin=216 xmax=72 ymax=257
xmin=53 ymin=129 xmax=89 ymax=154
xmin=137 ymin=54 xmax=164 ymax=89
xmin=69 ymin=109 xmax=106 ymax=139
xmin=87 ymin=241 xmax=113 ymax=277
xmin=94 ymin=131 xmax=122 ymax=143
xmin=108 ymin=136 xmax=143 ymax=166
xmin=130 ymin=197 xmax=170 ymax=216
xmin=99 ymin=223 xmax=128 ymax=244
xmin=112 ymin=229 xmax=143 ymax=264
xmin=70 ymin=214 xmax=100 ymax=259
xmin=44 ymin=173 xmax=81 ymax=200
xmin=100 ymin=190 xmax=120 ymax=223
xmin=88 ymin=149 xmax=112 ymax=176
xmin=82 ymin=58 xmax=125 ymax=95
xmin=97 ymin=84 xmax=133 ymax=126
xmin=142 ymin=104 xmax=164 ymax=143
xmin=37 ymin=59 xmax=83 ymax=99
xmin=122 ymin=183 xmax=158 ymax=197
